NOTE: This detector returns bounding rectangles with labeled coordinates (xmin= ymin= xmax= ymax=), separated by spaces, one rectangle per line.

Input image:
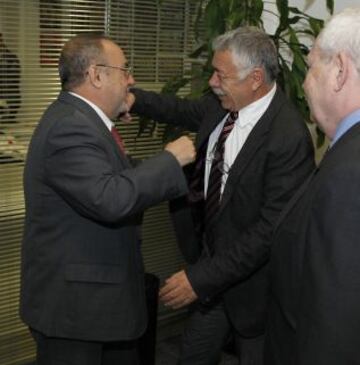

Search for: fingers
xmin=159 ymin=271 xmax=198 ymax=309
xmin=165 ymin=136 xmax=196 ymax=166
xmin=160 ymin=285 xmax=193 ymax=309
xmin=119 ymin=111 xmax=132 ymax=123
xmin=125 ymin=92 xmax=135 ymax=111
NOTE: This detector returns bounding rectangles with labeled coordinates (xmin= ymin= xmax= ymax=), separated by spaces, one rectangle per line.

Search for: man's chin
xmin=219 ymin=99 xmax=230 ymax=110
xmin=212 ymin=91 xmax=233 ymax=110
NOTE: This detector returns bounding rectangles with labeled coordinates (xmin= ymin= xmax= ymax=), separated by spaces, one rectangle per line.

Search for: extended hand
xmin=159 ymin=270 xmax=198 ymax=309
xmin=165 ymin=136 xmax=196 ymax=167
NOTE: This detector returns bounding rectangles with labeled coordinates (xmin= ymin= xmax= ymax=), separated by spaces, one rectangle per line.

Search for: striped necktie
xmin=204 ymin=111 xmax=238 ymax=229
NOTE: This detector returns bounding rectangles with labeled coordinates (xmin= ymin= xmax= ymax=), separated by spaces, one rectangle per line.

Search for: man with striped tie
xmin=130 ymin=26 xmax=315 ymax=365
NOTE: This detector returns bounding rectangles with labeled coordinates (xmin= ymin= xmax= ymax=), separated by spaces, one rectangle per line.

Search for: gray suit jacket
xmin=132 ymin=87 xmax=315 ymax=337
xmin=20 ymin=91 xmax=188 ymax=342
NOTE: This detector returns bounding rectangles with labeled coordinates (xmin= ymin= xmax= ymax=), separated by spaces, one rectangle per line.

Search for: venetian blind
xmin=0 ymin=0 xmax=198 ymax=364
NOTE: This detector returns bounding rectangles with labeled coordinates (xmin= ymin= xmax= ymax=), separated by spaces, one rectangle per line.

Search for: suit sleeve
xmin=44 ymin=114 xmax=188 ymax=224
xmin=131 ymin=88 xmax=220 ymax=132
xmin=186 ymin=111 xmax=315 ymax=301
xmin=296 ymin=162 xmax=360 ymax=364
xmin=131 ymin=88 xmax=221 ymax=263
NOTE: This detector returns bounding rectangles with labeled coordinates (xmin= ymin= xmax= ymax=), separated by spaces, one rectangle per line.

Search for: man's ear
xmin=251 ymin=68 xmax=264 ymax=91
xmin=87 ymin=65 xmax=103 ymax=89
xmin=334 ymin=52 xmax=348 ymax=92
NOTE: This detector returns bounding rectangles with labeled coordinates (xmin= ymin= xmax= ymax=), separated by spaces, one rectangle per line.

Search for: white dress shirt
xmin=204 ymin=84 xmax=277 ymax=197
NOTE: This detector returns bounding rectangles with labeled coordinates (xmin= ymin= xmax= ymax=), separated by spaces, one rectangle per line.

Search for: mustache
xmin=212 ymin=87 xmax=226 ymax=97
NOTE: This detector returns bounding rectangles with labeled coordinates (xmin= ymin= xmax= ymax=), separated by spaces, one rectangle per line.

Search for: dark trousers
xmin=31 ymin=329 xmax=140 ymax=365
xmin=178 ymin=301 xmax=264 ymax=365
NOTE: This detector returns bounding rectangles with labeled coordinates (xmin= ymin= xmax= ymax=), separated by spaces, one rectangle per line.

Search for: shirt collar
xmin=331 ymin=109 xmax=360 ymax=147
xmin=236 ymin=83 xmax=277 ymax=127
xmin=69 ymin=91 xmax=114 ymax=131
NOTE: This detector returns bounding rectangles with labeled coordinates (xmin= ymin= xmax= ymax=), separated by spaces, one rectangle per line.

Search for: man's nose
xmin=127 ymin=74 xmax=135 ymax=86
xmin=208 ymin=71 xmax=219 ymax=88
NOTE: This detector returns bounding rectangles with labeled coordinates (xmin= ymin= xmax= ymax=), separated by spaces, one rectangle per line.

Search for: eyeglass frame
xmin=95 ymin=64 xmax=132 ymax=77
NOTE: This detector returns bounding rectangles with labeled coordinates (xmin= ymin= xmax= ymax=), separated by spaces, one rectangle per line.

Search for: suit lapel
xmin=219 ymin=88 xmax=286 ymax=214
xmin=317 ymin=121 xmax=360 ymax=171
xmin=196 ymin=107 xmax=227 ymax=148
xmin=274 ymin=121 xmax=360 ymax=234
xmin=188 ymin=107 xmax=227 ymax=204
xmin=59 ymin=92 xmax=131 ymax=167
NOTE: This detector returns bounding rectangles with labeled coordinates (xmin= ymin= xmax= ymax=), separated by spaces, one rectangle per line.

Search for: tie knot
xmin=229 ymin=111 xmax=238 ymax=121
xmin=221 ymin=111 xmax=238 ymax=135
xmin=223 ymin=111 xmax=238 ymax=128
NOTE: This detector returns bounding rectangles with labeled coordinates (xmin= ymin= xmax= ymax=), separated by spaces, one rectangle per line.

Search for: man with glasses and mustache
xmin=129 ymin=26 xmax=315 ymax=365
xmin=20 ymin=33 xmax=195 ymax=365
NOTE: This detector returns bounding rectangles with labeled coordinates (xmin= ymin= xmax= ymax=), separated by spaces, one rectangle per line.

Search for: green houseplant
xmin=141 ymin=0 xmax=334 ymax=146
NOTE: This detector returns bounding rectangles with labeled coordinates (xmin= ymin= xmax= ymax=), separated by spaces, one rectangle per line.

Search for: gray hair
xmin=59 ymin=33 xmax=111 ymax=91
xmin=317 ymin=7 xmax=360 ymax=74
xmin=212 ymin=26 xmax=279 ymax=83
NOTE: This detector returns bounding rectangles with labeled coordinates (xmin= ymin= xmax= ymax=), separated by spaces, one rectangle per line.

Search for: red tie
xmin=111 ymin=126 xmax=126 ymax=153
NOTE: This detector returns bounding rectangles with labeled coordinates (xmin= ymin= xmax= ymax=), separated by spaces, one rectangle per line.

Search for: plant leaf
xmin=288 ymin=6 xmax=304 ymax=15
xmin=288 ymin=16 xmax=302 ymax=25
xmin=137 ymin=115 xmax=156 ymax=137
xmin=327 ymin=0 xmax=334 ymax=15
xmin=309 ymin=17 xmax=324 ymax=36
xmin=161 ymin=75 xmax=189 ymax=95
xmin=204 ymin=0 xmax=226 ymax=39
xmin=250 ymin=0 xmax=264 ymax=25
xmin=276 ymin=0 xmax=289 ymax=33
xmin=189 ymin=43 xmax=207 ymax=58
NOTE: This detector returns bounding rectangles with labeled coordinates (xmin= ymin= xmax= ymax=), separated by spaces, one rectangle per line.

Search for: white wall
xmin=293 ymin=0 xmax=360 ymax=17
xmin=264 ymin=0 xmax=360 ymax=36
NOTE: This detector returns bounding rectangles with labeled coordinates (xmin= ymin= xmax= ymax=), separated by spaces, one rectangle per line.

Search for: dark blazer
xmin=132 ymin=87 xmax=315 ymax=337
xmin=266 ymin=122 xmax=360 ymax=365
xmin=20 ymin=91 xmax=188 ymax=342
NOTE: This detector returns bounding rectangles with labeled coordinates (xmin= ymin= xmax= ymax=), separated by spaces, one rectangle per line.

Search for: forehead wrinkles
xmin=215 ymin=50 xmax=234 ymax=64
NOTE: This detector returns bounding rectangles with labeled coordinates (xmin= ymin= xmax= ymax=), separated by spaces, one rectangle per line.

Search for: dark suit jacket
xmin=132 ymin=87 xmax=315 ymax=337
xmin=20 ymin=91 xmax=188 ymax=342
xmin=266 ymin=122 xmax=360 ymax=365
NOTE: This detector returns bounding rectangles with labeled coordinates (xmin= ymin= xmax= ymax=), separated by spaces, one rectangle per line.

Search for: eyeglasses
xmin=96 ymin=64 xmax=132 ymax=77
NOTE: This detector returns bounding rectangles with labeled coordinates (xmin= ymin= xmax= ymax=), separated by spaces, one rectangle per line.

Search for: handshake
xmin=164 ymin=136 xmax=196 ymax=167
